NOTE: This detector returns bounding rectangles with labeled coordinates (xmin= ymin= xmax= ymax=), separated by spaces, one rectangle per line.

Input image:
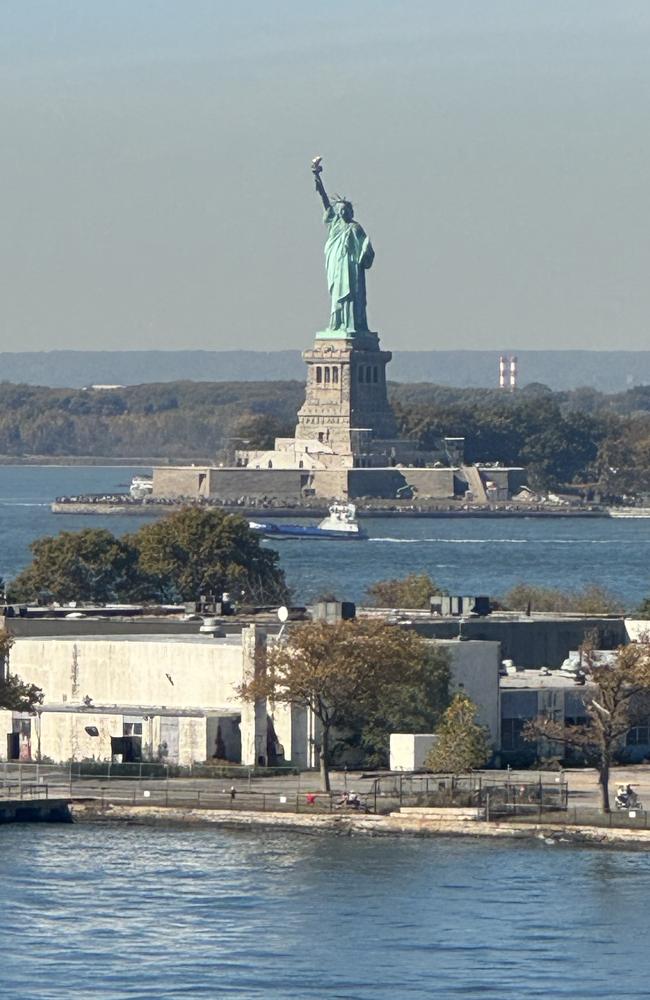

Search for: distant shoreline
xmin=0 ymin=456 xmax=206 ymax=466
xmin=50 ymin=501 xmax=610 ymax=519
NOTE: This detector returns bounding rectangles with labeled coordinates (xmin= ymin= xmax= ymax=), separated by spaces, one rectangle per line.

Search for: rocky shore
xmin=72 ymin=802 xmax=650 ymax=850
xmin=52 ymin=500 xmax=608 ymax=518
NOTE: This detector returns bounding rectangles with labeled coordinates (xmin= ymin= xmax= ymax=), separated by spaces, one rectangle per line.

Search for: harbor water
xmin=1 ymin=465 xmax=649 ymax=607
xmin=2 ymin=467 xmax=650 ymax=998
xmin=2 ymin=823 xmax=650 ymax=999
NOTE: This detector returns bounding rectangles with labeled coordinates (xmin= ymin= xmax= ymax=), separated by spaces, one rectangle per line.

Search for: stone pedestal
xmin=294 ymin=331 xmax=398 ymax=461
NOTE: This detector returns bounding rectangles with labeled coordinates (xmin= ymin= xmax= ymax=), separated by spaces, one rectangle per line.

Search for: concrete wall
xmin=3 ymin=627 xmax=270 ymax=766
xmin=436 ymin=639 xmax=501 ymax=747
xmin=9 ymin=636 xmax=246 ymax=708
xmin=151 ymin=464 xmax=457 ymax=500
xmin=270 ymin=701 xmax=311 ymax=770
xmin=389 ymin=733 xmax=437 ymax=771
xmin=153 ymin=467 xmax=212 ymax=497
xmin=208 ymin=468 xmax=307 ymax=501
xmin=346 ymin=468 xmax=455 ymax=499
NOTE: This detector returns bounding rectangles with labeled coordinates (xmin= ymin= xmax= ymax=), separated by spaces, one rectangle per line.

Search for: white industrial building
xmin=1 ymin=625 xmax=311 ymax=770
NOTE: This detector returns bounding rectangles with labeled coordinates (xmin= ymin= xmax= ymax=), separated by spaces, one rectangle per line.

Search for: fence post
xmin=296 ymin=793 xmax=299 ymax=813
xmin=399 ymin=776 xmax=403 ymax=809
xmin=485 ymin=792 xmax=490 ymax=822
xmin=374 ymin=781 xmax=377 ymax=815
xmin=197 ymin=789 xmax=201 ymax=809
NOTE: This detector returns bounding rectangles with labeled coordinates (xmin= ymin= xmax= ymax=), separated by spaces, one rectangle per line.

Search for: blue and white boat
xmin=249 ymin=503 xmax=367 ymax=541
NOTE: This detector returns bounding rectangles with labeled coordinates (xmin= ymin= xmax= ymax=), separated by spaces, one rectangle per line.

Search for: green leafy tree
xmin=7 ymin=509 xmax=288 ymax=607
xmin=0 ymin=630 xmax=43 ymax=711
xmin=7 ymin=529 xmax=140 ymax=604
xmin=524 ymin=638 xmax=650 ymax=812
xmin=425 ymin=693 xmax=491 ymax=774
xmin=239 ymin=619 xmax=435 ymax=790
xmin=339 ymin=646 xmax=450 ymax=767
xmin=132 ymin=507 xmax=289 ymax=604
xmin=366 ymin=572 xmax=445 ymax=609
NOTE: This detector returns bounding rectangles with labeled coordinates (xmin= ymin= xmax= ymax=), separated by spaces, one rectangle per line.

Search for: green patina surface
xmin=312 ymin=159 xmax=375 ymax=337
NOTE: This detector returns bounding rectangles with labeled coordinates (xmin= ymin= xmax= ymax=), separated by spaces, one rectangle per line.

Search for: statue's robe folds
xmin=323 ymin=207 xmax=375 ymax=333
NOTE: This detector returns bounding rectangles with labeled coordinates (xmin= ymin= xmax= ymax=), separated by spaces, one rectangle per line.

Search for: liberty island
xmin=151 ymin=159 xmax=524 ymax=503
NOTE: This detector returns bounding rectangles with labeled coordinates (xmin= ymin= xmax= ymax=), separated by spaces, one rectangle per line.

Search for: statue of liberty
xmin=311 ymin=157 xmax=374 ymax=334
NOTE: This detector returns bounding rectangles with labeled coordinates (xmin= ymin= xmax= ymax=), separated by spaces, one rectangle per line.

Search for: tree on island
xmin=0 ymin=630 xmax=43 ymax=712
xmin=524 ymin=636 xmax=650 ymax=813
xmin=132 ymin=507 xmax=289 ymax=605
xmin=425 ymin=693 xmax=491 ymax=774
xmin=239 ymin=619 xmax=442 ymax=791
xmin=365 ymin=572 xmax=444 ymax=610
xmin=7 ymin=528 xmax=139 ymax=604
xmin=339 ymin=645 xmax=451 ymax=769
xmin=7 ymin=509 xmax=289 ymax=607
xmin=499 ymin=582 xmax=624 ymax=615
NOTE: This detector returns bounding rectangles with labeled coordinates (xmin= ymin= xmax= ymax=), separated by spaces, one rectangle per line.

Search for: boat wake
xmin=369 ymin=536 xmax=529 ymax=544
xmin=0 ymin=500 xmax=50 ymax=507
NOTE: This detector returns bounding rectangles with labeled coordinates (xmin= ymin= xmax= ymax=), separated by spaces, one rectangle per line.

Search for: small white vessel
xmin=129 ymin=476 xmax=153 ymax=499
xmin=249 ymin=502 xmax=367 ymax=541
xmin=608 ymin=507 xmax=650 ymax=518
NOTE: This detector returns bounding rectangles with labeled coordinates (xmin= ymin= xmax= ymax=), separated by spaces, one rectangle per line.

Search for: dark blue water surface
xmin=1 ymin=464 xmax=650 ymax=606
xmin=0 ymin=824 xmax=647 ymax=1000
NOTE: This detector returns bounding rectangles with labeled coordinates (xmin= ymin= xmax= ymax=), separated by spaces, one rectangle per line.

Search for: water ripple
xmin=1 ymin=825 xmax=649 ymax=998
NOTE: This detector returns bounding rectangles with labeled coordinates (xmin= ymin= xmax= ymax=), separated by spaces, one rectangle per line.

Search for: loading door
xmin=159 ymin=717 xmax=179 ymax=763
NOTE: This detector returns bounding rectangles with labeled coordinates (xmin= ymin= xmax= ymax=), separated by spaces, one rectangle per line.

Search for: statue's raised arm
xmin=310 ymin=156 xmax=374 ymax=335
xmin=311 ymin=156 xmax=330 ymax=210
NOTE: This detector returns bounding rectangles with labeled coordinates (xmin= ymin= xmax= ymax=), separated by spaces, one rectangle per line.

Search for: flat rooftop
xmin=16 ymin=632 xmax=246 ymax=646
xmin=501 ymin=670 xmax=591 ymax=690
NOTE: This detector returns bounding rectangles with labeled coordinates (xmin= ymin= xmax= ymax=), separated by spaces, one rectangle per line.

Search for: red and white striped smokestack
xmin=499 ymin=355 xmax=507 ymax=389
xmin=510 ymin=356 xmax=518 ymax=391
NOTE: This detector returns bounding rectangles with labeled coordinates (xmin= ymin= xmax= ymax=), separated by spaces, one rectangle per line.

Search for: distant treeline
xmin=3 ymin=349 xmax=650 ymax=391
xmin=1 ymin=379 xmax=650 ymax=496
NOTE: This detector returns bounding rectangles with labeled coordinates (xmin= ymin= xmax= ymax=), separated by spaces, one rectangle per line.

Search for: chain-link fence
xmin=0 ymin=762 xmax=374 ymax=815
xmin=6 ymin=762 xmax=650 ymax=829
xmin=369 ymin=773 xmax=569 ymax=817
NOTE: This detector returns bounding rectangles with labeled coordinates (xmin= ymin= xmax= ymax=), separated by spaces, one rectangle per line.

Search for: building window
xmin=316 ymin=366 xmax=322 ymax=384
xmin=332 ymin=367 xmax=339 ymax=384
xmin=358 ymin=367 xmax=364 ymax=383
xmin=627 ymin=725 xmax=650 ymax=746
xmin=318 ymin=432 xmax=325 ymax=443
xmin=501 ymin=718 xmax=528 ymax=751
xmin=373 ymin=366 xmax=378 ymax=383
xmin=366 ymin=365 xmax=372 ymax=383
xmin=324 ymin=367 xmax=331 ymax=384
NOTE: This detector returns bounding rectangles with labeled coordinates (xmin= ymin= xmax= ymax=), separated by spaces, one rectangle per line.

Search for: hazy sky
xmin=3 ymin=1 xmax=650 ymax=353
